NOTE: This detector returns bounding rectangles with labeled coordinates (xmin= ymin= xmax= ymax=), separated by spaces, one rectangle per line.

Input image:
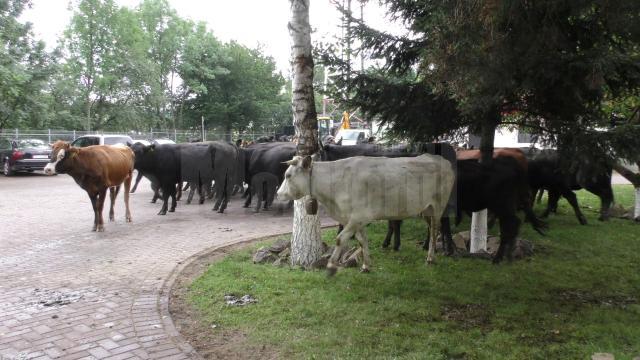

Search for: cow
xmin=277 ymin=154 xmax=455 ymax=275
xmin=243 ymin=142 xmax=297 ymax=208
xmin=208 ymin=141 xmax=239 ymax=213
xmin=382 ymin=149 xmax=546 ymax=261
xmin=44 ymin=141 xmax=134 ymax=232
xmin=130 ymin=143 xmax=181 ymax=215
xmin=250 ymin=172 xmax=279 ymax=212
xmin=179 ymin=143 xmax=216 ymax=205
xmin=524 ymin=149 xmax=613 ymax=224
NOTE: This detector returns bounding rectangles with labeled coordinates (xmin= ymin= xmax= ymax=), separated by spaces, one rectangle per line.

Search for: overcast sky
xmin=20 ymin=0 xmax=402 ymax=74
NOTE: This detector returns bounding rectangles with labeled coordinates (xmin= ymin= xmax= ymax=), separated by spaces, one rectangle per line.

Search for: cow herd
xmin=43 ymin=139 xmax=615 ymax=273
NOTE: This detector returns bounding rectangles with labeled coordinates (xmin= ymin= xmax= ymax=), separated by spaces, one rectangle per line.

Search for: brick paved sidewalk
xmin=0 ymin=174 xmax=305 ymax=359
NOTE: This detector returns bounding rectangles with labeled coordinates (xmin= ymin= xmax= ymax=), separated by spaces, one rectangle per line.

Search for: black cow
xmin=179 ymin=143 xmax=216 ymax=205
xmin=243 ymin=142 xmax=297 ymax=208
xmin=443 ymin=158 xmax=545 ymax=262
xmin=525 ymin=149 xmax=613 ymax=224
xmin=208 ymin=141 xmax=239 ymax=213
xmin=131 ymin=143 xmax=181 ymax=215
xmin=250 ymin=172 xmax=279 ymax=212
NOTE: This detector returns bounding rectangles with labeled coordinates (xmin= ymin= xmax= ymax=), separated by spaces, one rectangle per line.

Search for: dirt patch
xmin=440 ymin=303 xmax=494 ymax=330
xmin=169 ymin=240 xmax=279 ymax=360
xmin=553 ymin=289 xmax=638 ymax=309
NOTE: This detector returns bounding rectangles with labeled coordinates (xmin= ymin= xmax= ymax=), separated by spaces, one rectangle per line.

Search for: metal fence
xmin=0 ymin=129 xmax=277 ymax=144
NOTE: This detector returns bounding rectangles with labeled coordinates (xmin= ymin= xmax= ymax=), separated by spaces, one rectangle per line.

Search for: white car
xmin=71 ymin=135 xmax=134 ymax=147
xmin=335 ymin=129 xmax=369 ymax=146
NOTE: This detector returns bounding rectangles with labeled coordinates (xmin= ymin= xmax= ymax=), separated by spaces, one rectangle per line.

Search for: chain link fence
xmin=0 ymin=129 xmax=277 ymax=144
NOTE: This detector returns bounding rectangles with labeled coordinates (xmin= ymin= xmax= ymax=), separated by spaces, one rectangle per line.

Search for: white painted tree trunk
xmin=470 ymin=210 xmax=488 ymax=253
xmin=289 ymin=0 xmax=322 ymax=267
xmin=635 ymin=187 xmax=640 ymax=221
xmin=291 ymin=198 xmax=322 ymax=266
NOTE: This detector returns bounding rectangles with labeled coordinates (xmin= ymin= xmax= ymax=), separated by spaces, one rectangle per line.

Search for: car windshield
xmin=17 ymin=139 xmax=47 ymax=148
xmin=339 ymin=131 xmax=362 ymax=140
xmin=104 ymin=137 xmax=131 ymax=145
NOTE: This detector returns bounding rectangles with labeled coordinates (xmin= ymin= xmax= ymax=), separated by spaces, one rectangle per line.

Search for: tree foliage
xmin=0 ymin=0 xmax=291 ymax=135
xmin=321 ymin=0 xmax=640 ymax=162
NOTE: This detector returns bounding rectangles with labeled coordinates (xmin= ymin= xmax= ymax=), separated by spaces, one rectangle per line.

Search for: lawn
xmin=188 ymin=185 xmax=640 ymax=359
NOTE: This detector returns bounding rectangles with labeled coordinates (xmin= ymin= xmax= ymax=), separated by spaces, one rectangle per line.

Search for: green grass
xmin=189 ymin=185 xmax=640 ymax=359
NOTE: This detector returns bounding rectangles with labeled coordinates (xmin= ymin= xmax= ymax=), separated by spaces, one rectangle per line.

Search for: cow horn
xmin=283 ymin=159 xmax=297 ymax=166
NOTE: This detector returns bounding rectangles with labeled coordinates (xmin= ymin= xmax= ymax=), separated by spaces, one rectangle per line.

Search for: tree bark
xmin=612 ymin=162 xmax=640 ymax=221
xmin=289 ymin=0 xmax=322 ymax=267
xmin=471 ymin=108 xmax=500 ymax=253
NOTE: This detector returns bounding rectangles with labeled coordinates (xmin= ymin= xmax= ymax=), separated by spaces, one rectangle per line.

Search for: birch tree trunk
xmin=289 ymin=0 xmax=322 ymax=267
xmin=612 ymin=162 xmax=640 ymax=221
xmin=470 ymin=112 xmax=498 ymax=253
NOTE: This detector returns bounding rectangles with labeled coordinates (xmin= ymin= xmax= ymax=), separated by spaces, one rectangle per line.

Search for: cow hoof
xmin=579 ymin=216 xmax=588 ymax=225
xmin=169 ymin=209 xmax=175 ymax=213
xmin=97 ymin=227 xmax=105 ymax=232
xmin=360 ymin=267 xmax=370 ymax=273
xmin=597 ymin=215 xmax=609 ymax=222
xmin=92 ymin=227 xmax=97 ymax=232
xmin=492 ymin=257 xmax=503 ymax=264
xmin=326 ymin=266 xmax=338 ymax=277
xmin=150 ymin=200 xmax=157 ymax=204
xmin=393 ymin=247 xmax=400 ymax=252
xmin=426 ymin=258 xmax=435 ymax=265
xmin=158 ymin=210 xmax=167 ymax=215
xmin=199 ymin=200 xmax=205 ymax=205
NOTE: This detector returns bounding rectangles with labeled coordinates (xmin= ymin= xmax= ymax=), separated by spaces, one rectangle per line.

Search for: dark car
xmin=1 ymin=138 xmax=52 ymax=176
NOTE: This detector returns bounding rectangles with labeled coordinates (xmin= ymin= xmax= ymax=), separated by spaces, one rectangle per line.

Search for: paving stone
xmin=0 ymin=175 xmax=314 ymax=359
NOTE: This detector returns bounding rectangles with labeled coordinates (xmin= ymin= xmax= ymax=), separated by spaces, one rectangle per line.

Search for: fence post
xmin=73 ymin=130 xmax=76 ymax=140
xmin=48 ymin=129 xmax=51 ymax=144
xmin=15 ymin=128 xmax=18 ymax=139
xmin=174 ymin=129 xmax=177 ymax=142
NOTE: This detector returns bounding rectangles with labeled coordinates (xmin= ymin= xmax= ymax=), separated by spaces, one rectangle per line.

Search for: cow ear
xmin=301 ymin=155 xmax=312 ymax=169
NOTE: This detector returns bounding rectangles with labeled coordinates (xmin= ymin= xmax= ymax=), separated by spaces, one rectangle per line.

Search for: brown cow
xmin=44 ymin=141 xmax=135 ymax=232
xmin=456 ymin=148 xmax=528 ymax=171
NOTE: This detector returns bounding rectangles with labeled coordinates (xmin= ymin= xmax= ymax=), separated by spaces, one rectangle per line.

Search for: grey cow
xmin=277 ymin=154 xmax=455 ymax=275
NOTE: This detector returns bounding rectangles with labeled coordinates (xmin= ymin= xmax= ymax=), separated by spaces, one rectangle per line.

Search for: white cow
xmin=277 ymin=154 xmax=455 ymax=275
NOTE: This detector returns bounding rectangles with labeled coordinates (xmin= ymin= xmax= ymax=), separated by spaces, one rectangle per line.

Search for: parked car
xmin=71 ymin=134 xmax=134 ymax=147
xmin=151 ymin=138 xmax=176 ymax=145
xmin=1 ymin=138 xmax=52 ymax=176
xmin=335 ymin=129 xmax=369 ymax=146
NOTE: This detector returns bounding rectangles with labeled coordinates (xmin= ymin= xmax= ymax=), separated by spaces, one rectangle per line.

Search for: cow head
xmin=277 ymin=155 xmax=313 ymax=201
xmin=44 ymin=141 xmax=76 ymax=175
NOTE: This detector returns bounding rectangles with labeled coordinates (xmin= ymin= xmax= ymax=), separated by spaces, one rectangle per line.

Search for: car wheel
xmin=3 ymin=159 xmax=13 ymax=176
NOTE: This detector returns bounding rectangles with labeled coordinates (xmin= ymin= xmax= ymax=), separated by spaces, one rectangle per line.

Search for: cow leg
xmin=151 ymin=183 xmax=160 ymax=203
xmin=198 ymin=181 xmax=206 ymax=204
xmin=96 ymin=188 xmax=107 ymax=232
xmin=266 ymin=186 xmax=276 ymax=209
xmin=218 ymin=180 xmax=230 ymax=213
xmin=587 ymin=185 xmax=613 ymax=222
xmin=243 ymin=185 xmax=252 ymax=208
xmin=158 ymin=187 xmax=170 ymax=215
xmin=493 ymin=214 xmax=520 ymax=263
xmin=262 ymin=182 xmax=269 ymax=210
xmin=382 ymin=221 xmax=393 ymax=249
xmin=253 ymin=186 xmax=262 ymax=212
xmin=176 ymin=183 xmax=183 ymax=201
xmin=169 ymin=185 xmax=177 ymax=212
xmin=426 ymin=216 xmax=439 ymax=264
xmin=186 ymin=182 xmax=195 ymax=204
xmin=123 ymin=172 xmax=132 ymax=222
xmin=541 ymin=190 xmax=560 ymax=218
xmin=354 ymin=229 xmax=372 ymax=273
xmin=130 ymin=171 xmax=143 ymax=193
xmin=440 ymin=217 xmax=455 ymax=255
xmin=327 ymin=223 xmax=357 ymax=276
xmin=535 ymin=188 xmax=544 ymax=204
xmin=108 ymin=186 xmax=120 ymax=221
xmin=392 ymin=220 xmax=401 ymax=251
xmin=559 ymin=189 xmax=588 ymax=225
xmin=89 ymin=193 xmax=99 ymax=231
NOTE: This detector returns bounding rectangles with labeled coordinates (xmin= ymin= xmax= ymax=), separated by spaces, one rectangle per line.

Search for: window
xmin=517 ymin=130 xmax=534 ymax=143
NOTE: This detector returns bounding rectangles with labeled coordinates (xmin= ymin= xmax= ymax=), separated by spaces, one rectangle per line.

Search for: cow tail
xmin=518 ymin=167 xmax=547 ymax=235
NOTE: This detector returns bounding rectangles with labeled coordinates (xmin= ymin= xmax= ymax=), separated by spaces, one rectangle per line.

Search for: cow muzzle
xmin=43 ymin=163 xmax=56 ymax=175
